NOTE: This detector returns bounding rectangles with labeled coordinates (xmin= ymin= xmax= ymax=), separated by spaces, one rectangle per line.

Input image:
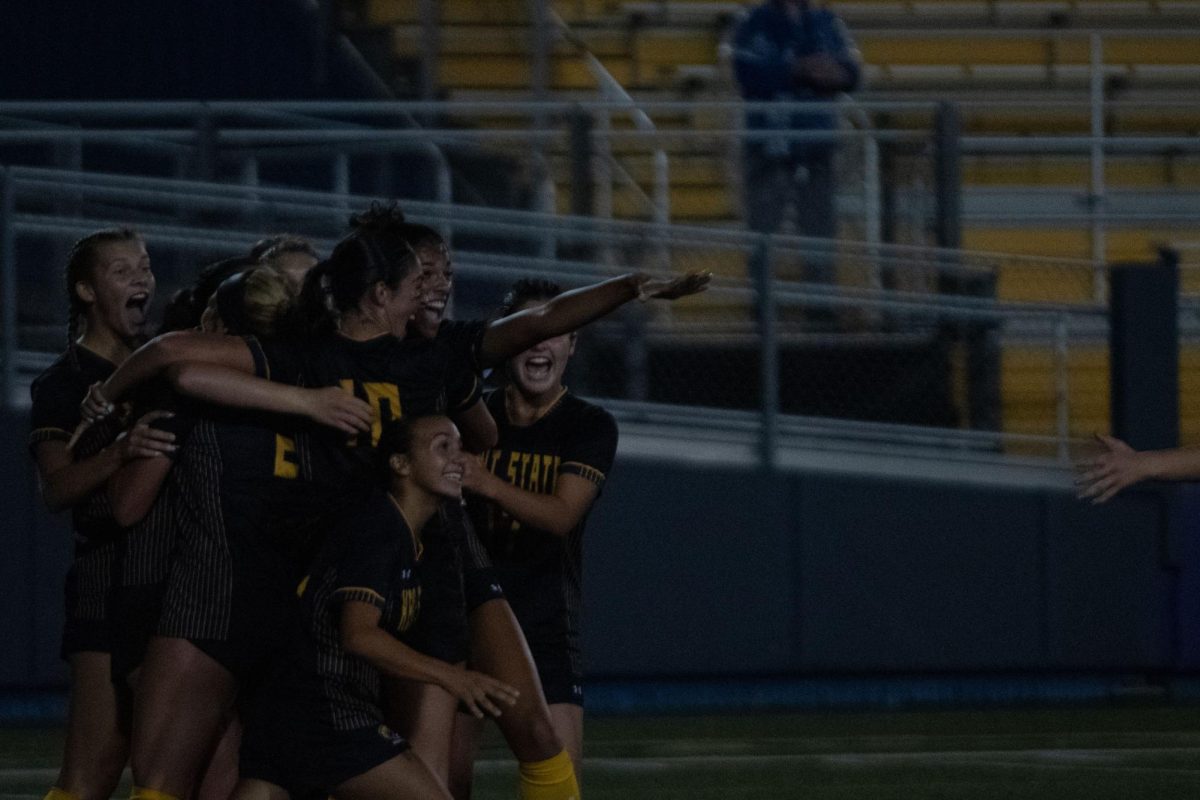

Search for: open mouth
xmin=443 ymin=468 xmax=463 ymax=483
xmin=524 ymin=356 xmax=553 ymax=380
xmin=421 ymin=296 xmax=448 ymax=316
xmin=125 ymin=292 xmax=150 ymax=322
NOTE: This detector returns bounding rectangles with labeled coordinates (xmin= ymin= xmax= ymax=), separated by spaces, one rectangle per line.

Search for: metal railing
xmin=0 ymin=167 xmax=1116 ymax=466
xmin=2 ymin=99 xmax=1196 ymax=289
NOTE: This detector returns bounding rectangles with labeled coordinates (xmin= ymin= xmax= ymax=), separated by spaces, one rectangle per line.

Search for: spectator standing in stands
xmin=733 ymin=0 xmax=861 ymax=293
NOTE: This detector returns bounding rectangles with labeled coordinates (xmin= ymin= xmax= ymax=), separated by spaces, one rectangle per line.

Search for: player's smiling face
xmin=79 ymin=239 xmax=155 ymax=341
xmin=381 ymin=266 xmax=426 ymax=338
xmin=404 ymin=417 xmax=466 ymax=499
xmin=414 ymin=244 xmax=452 ymax=339
xmin=509 ymin=299 xmax=574 ymax=398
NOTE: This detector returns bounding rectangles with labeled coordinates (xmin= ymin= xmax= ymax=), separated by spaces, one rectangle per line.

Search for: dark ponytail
xmin=375 ymin=414 xmax=431 ymax=486
xmin=496 ymin=278 xmax=563 ymax=319
xmin=294 ymin=206 xmax=420 ymax=335
xmin=64 ymin=228 xmax=142 ymax=347
xmin=157 ymin=255 xmax=256 ymax=335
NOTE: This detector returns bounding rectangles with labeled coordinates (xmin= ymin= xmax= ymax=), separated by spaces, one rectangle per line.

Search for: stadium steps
xmin=963 ymin=158 xmax=1200 ymax=187
xmin=1000 ymin=345 xmax=1108 ymax=440
xmin=354 ymin=1 xmax=1200 ymax=272
xmin=963 ymin=227 xmax=1176 ymax=262
xmin=1000 ymin=344 xmax=1200 ymax=447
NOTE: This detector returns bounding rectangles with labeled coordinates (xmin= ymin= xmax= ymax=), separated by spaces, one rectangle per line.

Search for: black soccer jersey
xmin=155 ymin=330 xmax=481 ymax=669
xmin=468 ymin=389 xmax=617 ymax=656
xmin=29 ymin=344 xmax=125 ymax=547
xmin=249 ymin=332 xmax=481 ymax=491
xmin=296 ymin=490 xmax=427 ymax=731
xmin=121 ymin=384 xmax=197 ymax=588
xmin=436 ymin=319 xmax=487 ymax=377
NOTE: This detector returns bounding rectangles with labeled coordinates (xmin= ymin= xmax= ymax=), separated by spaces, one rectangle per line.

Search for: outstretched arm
xmin=1077 ymin=434 xmax=1200 ymax=504
xmin=85 ymin=331 xmax=256 ymax=421
xmin=167 ymin=363 xmax=373 ymax=435
xmin=477 ymin=270 xmax=710 ymax=368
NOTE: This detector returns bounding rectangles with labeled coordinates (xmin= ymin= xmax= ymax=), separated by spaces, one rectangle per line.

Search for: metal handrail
xmin=551 ymin=9 xmax=670 ymax=232
xmin=3 ymin=166 xmax=1103 ymax=278
xmin=0 ymin=167 xmax=1112 ymax=461
xmin=1 ymin=98 xmax=1197 ymax=114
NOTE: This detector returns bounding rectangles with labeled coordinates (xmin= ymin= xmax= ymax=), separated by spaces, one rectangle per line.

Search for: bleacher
xmin=351 ymin=0 xmax=1200 ymax=247
xmin=342 ymin=0 xmax=1200 ymax=449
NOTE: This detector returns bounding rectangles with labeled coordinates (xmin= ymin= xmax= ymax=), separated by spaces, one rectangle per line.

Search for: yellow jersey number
xmin=273 ymin=380 xmax=403 ymax=479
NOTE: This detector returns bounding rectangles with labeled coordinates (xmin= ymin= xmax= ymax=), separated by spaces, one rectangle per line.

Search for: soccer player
xmin=107 ymin=265 xmax=362 ymax=800
xmin=29 ymin=229 xmax=168 ymax=800
xmin=234 ymin=415 xmax=517 ymax=800
xmin=393 ymin=221 xmax=706 ymax=798
xmin=253 ymin=235 xmax=319 ymax=293
xmin=79 ymin=215 xmax=492 ymax=800
xmin=456 ymin=278 xmax=618 ymax=785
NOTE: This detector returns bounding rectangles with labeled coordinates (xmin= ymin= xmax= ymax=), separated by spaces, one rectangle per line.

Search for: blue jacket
xmin=732 ymin=2 xmax=861 ymax=158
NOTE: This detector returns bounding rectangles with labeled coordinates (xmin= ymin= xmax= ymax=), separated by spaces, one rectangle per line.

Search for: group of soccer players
xmin=29 ymin=206 xmax=710 ymax=800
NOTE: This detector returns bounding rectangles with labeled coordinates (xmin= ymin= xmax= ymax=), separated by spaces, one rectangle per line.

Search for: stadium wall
xmin=4 ymin=403 xmax=1194 ymax=689
xmin=585 ymin=457 xmax=1186 ymax=678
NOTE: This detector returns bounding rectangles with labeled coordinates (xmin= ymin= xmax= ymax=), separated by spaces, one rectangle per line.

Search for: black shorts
xmin=406 ymin=527 xmax=468 ymax=665
xmin=61 ymin=540 xmax=121 ymax=659
xmin=110 ymin=581 xmax=167 ymax=685
xmin=442 ymin=504 xmax=505 ymax=613
xmin=529 ymin=642 xmax=584 ymax=707
xmin=240 ymin=683 xmax=408 ymax=800
xmin=157 ymin=531 xmax=299 ymax=686
xmin=463 ymin=565 xmax=506 ymax=613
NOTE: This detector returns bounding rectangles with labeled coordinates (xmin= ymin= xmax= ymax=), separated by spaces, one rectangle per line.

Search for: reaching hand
xmin=81 ymin=381 xmax=115 ymax=424
xmin=69 ymin=382 xmax=118 ymax=450
xmin=441 ymin=666 xmax=520 ymax=719
xmin=1076 ymin=434 xmax=1145 ymax=504
xmin=114 ymin=410 xmax=178 ymax=460
xmin=299 ymin=386 xmax=374 ymax=435
xmin=636 ymin=270 xmax=712 ymax=302
xmin=459 ymin=454 xmax=491 ymax=494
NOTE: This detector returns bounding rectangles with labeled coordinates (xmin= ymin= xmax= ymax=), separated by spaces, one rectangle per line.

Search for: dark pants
xmin=743 ymin=145 xmax=838 ymax=286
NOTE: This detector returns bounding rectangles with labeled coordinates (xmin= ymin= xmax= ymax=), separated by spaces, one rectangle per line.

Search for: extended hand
xmin=636 ymin=270 xmax=712 ymax=301
xmin=1076 ymin=434 xmax=1144 ymax=504
xmin=460 ymin=454 xmax=491 ymax=494
xmin=80 ymin=381 xmax=115 ymax=424
xmin=115 ymin=410 xmax=178 ymax=460
xmin=69 ymin=382 xmax=117 ymax=450
xmin=300 ymin=386 xmax=374 ymax=434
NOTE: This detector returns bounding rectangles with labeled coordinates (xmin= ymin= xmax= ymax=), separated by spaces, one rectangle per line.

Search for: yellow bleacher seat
xmin=368 ymin=0 xmax=527 ymax=25
xmin=859 ymin=36 xmax=1052 ymax=66
xmin=964 ymin=229 xmax=1093 ymax=259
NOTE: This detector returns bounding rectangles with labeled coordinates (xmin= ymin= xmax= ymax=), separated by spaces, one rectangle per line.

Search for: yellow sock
xmin=130 ymin=787 xmax=181 ymax=800
xmin=518 ymin=749 xmax=580 ymax=800
xmin=44 ymin=788 xmax=81 ymax=800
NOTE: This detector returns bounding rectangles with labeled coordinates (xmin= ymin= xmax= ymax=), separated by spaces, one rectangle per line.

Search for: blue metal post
xmin=755 ymin=236 xmax=779 ymax=470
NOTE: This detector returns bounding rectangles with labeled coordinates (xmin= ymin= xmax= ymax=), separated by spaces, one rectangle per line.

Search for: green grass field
xmin=4 ymin=706 xmax=1200 ymax=799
